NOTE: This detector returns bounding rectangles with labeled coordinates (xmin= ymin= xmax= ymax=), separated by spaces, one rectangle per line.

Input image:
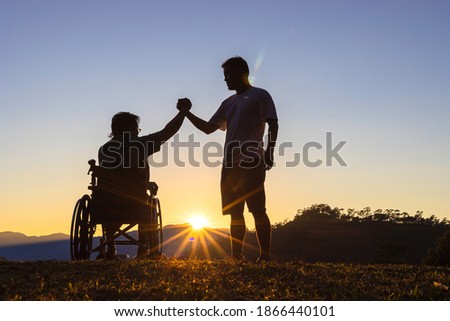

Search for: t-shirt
xmin=97 ymin=133 xmax=162 ymax=199
xmin=209 ymin=86 xmax=278 ymax=165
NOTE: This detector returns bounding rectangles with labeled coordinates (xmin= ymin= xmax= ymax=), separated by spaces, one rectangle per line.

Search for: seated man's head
xmin=110 ymin=112 xmax=140 ymax=138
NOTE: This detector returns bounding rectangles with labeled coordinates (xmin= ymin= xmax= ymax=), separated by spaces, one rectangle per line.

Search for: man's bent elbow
xmin=204 ymin=123 xmax=219 ymax=135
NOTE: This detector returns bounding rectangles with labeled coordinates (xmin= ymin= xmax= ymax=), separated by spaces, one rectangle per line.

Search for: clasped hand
xmin=177 ymin=98 xmax=192 ymax=112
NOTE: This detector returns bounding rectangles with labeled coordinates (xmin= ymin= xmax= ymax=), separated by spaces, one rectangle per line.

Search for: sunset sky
xmin=1 ymin=0 xmax=449 ymax=236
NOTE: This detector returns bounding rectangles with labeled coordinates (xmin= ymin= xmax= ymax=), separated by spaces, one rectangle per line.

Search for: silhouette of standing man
xmin=183 ymin=56 xmax=278 ymax=262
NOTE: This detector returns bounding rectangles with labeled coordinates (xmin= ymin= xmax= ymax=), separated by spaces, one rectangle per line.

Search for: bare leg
xmin=230 ymin=213 xmax=246 ymax=259
xmin=254 ymin=212 xmax=271 ymax=260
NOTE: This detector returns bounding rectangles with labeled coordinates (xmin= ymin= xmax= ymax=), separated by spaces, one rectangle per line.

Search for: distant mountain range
xmin=0 ymin=231 xmax=68 ymax=246
xmin=3 ymin=210 xmax=447 ymax=264
xmin=0 ymin=225 xmax=231 ymax=261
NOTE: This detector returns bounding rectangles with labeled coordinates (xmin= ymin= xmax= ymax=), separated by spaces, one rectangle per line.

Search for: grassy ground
xmin=1 ymin=259 xmax=449 ymax=300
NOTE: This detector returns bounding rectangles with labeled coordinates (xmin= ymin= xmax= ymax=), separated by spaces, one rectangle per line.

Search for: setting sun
xmin=188 ymin=214 xmax=209 ymax=230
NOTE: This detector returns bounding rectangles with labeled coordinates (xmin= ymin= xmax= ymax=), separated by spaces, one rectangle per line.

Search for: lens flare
xmin=254 ymin=50 xmax=265 ymax=71
xmin=250 ymin=49 xmax=265 ymax=85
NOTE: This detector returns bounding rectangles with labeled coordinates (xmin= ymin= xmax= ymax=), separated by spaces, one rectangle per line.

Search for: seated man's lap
xmin=93 ymin=191 xmax=149 ymax=224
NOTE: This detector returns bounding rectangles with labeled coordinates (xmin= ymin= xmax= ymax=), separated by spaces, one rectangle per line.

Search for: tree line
xmin=240 ymin=204 xmax=450 ymax=265
xmin=275 ymin=204 xmax=449 ymax=227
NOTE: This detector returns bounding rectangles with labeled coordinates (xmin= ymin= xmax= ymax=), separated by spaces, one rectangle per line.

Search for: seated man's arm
xmin=154 ymin=98 xmax=193 ymax=143
xmin=156 ymin=109 xmax=188 ymax=143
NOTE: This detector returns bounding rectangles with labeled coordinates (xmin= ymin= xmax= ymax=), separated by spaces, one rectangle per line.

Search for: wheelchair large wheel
xmin=70 ymin=194 xmax=93 ymax=260
xmin=146 ymin=197 xmax=163 ymax=256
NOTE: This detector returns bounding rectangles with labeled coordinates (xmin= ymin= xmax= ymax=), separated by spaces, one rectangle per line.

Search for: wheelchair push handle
xmin=88 ymin=159 xmax=96 ymax=174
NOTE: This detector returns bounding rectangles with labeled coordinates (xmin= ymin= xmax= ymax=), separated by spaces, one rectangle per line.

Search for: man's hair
xmin=221 ymin=56 xmax=250 ymax=75
xmin=110 ymin=112 xmax=140 ymax=138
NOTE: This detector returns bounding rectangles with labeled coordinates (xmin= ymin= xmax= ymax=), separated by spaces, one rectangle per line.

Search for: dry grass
xmin=1 ymin=259 xmax=449 ymax=300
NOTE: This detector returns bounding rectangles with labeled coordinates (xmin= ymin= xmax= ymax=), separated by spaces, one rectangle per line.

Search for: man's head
xmin=221 ymin=56 xmax=250 ymax=91
xmin=110 ymin=112 xmax=140 ymax=138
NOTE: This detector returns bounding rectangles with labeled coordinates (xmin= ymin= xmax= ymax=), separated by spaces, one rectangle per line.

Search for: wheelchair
xmin=70 ymin=159 xmax=163 ymax=260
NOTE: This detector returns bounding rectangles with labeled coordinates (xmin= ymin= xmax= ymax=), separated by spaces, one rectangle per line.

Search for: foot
xmin=255 ymin=255 xmax=272 ymax=263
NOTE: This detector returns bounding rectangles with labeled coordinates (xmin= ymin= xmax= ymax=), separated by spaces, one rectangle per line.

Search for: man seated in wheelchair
xmin=94 ymin=99 xmax=191 ymax=259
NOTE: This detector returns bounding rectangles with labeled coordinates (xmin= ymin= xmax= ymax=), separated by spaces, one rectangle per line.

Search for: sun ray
xmin=204 ymin=227 xmax=229 ymax=238
xmin=197 ymin=230 xmax=211 ymax=259
xmin=202 ymin=229 xmax=229 ymax=258
xmin=160 ymin=225 xmax=191 ymax=249
xmin=174 ymin=229 xmax=194 ymax=258
xmin=205 ymin=226 xmax=262 ymax=256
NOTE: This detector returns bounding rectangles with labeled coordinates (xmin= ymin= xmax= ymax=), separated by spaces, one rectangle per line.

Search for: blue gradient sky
xmin=1 ymin=0 xmax=449 ymax=235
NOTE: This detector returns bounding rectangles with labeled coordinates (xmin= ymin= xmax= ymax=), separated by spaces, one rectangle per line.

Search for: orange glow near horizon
xmin=187 ymin=214 xmax=209 ymax=230
xmin=159 ymin=224 xmax=231 ymax=259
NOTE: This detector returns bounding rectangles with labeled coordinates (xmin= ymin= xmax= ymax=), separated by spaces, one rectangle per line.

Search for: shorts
xmin=220 ymin=162 xmax=266 ymax=216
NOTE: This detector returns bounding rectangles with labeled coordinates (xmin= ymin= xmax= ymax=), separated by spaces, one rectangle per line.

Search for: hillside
xmin=0 ymin=232 xmax=68 ymax=246
xmin=1 ymin=259 xmax=449 ymax=300
xmin=269 ymin=204 xmax=450 ymax=264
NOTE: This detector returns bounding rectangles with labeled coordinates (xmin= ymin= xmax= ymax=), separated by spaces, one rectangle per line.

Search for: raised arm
xmin=155 ymin=99 xmax=191 ymax=143
xmin=185 ymin=111 xmax=219 ymax=135
xmin=155 ymin=110 xmax=187 ymax=143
